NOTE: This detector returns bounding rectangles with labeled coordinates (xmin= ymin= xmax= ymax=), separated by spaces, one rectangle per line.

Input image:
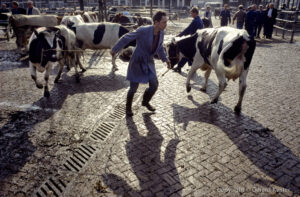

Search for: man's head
xmin=252 ymin=4 xmax=257 ymax=10
xmin=224 ymin=4 xmax=228 ymax=10
xmin=27 ymin=1 xmax=33 ymax=8
xmin=153 ymin=11 xmax=167 ymax=31
xmin=206 ymin=6 xmax=210 ymax=11
xmin=2 ymin=3 xmax=7 ymax=9
xmin=12 ymin=1 xmax=19 ymax=9
xmin=238 ymin=5 xmax=243 ymax=10
xmin=269 ymin=3 xmax=274 ymax=8
xmin=190 ymin=7 xmax=199 ymax=18
xmin=259 ymin=5 xmax=263 ymax=10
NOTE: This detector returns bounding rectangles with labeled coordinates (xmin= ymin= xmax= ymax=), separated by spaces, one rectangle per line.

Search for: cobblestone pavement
xmin=0 ymin=17 xmax=300 ymax=197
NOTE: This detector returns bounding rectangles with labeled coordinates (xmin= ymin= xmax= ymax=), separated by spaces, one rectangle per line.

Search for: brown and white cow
xmin=166 ymin=27 xmax=256 ymax=113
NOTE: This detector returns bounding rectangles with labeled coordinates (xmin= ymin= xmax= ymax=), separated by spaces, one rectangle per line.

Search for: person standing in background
xmin=232 ymin=5 xmax=246 ymax=29
xmin=0 ymin=4 xmax=10 ymax=13
xmin=264 ymin=3 xmax=277 ymax=39
xmin=220 ymin=4 xmax=231 ymax=26
xmin=255 ymin=5 xmax=265 ymax=38
xmin=245 ymin=4 xmax=257 ymax=40
xmin=204 ymin=6 xmax=213 ymax=27
xmin=26 ymin=1 xmax=40 ymax=15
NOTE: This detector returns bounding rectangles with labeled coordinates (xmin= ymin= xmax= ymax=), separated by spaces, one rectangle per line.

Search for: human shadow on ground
xmin=102 ymin=113 xmax=183 ymax=196
xmin=172 ymin=95 xmax=300 ymax=194
xmin=0 ymin=73 xmax=128 ymax=189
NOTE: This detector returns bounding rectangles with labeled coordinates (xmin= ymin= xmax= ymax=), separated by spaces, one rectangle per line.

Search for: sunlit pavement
xmin=0 ymin=17 xmax=300 ymax=196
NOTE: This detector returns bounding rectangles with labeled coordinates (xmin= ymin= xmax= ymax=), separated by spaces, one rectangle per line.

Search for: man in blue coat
xmin=245 ymin=4 xmax=257 ymax=40
xmin=173 ymin=7 xmax=203 ymax=73
xmin=110 ymin=11 xmax=171 ymax=116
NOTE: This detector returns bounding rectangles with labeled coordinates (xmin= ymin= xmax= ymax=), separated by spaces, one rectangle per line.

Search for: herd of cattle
xmin=4 ymin=11 xmax=256 ymax=113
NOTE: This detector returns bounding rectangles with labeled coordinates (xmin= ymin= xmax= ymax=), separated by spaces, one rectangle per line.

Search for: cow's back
xmin=75 ymin=23 xmax=121 ymax=49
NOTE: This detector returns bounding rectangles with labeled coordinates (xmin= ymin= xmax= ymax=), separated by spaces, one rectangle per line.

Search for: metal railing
xmin=274 ymin=10 xmax=300 ymax=43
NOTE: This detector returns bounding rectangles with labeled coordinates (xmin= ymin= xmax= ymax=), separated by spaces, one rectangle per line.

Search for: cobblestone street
xmin=0 ymin=17 xmax=300 ymax=197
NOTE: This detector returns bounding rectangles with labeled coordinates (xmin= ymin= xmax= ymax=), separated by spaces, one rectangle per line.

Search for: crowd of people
xmin=230 ymin=3 xmax=278 ymax=39
xmin=0 ymin=1 xmax=40 ymax=15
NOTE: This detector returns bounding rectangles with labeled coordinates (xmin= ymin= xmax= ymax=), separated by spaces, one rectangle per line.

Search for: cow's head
xmin=165 ymin=38 xmax=180 ymax=67
xmin=36 ymin=28 xmax=65 ymax=64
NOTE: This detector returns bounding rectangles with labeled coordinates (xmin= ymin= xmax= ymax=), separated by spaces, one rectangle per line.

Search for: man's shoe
xmin=173 ymin=67 xmax=181 ymax=73
xmin=142 ymin=102 xmax=156 ymax=112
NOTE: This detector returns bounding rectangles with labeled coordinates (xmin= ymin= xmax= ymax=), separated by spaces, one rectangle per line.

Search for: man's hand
xmin=110 ymin=50 xmax=116 ymax=56
xmin=166 ymin=61 xmax=172 ymax=69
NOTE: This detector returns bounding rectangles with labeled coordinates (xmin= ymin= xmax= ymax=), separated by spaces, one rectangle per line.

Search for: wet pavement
xmin=0 ymin=17 xmax=300 ymax=197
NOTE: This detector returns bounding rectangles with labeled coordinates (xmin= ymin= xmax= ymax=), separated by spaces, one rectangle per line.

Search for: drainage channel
xmin=33 ymin=67 xmax=167 ymax=197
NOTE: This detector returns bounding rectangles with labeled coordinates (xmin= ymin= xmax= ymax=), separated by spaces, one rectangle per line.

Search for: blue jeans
xmin=177 ymin=57 xmax=192 ymax=69
xmin=128 ymin=73 xmax=158 ymax=99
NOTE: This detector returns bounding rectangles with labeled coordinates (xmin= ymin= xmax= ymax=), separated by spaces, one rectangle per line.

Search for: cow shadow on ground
xmin=0 ymin=73 xmax=128 ymax=189
xmin=172 ymin=95 xmax=300 ymax=194
xmin=101 ymin=113 xmax=182 ymax=196
xmin=177 ymin=70 xmax=220 ymax=101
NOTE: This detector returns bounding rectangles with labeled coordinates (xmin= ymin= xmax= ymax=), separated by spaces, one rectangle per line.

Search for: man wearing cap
xmin=232 ymin=5 xmax=246 ymax=29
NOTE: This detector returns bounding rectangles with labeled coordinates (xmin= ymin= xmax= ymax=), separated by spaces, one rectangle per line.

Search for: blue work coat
xmin=112 ymin=25 xmax=168 ymax=83
xmin=178 ymin=16 xmax=203 ymax=36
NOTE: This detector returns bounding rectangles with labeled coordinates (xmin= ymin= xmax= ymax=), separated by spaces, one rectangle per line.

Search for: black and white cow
xmin=166 ymin=27 xmax=256 ymax=113
xmin=28 ymin=26 xmax=84 ymax=97
xmin=71 ymin=22 xmax=136 ymax=71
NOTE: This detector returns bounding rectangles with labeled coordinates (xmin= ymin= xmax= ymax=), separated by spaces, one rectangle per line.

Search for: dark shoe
xmin=142 ymin=102 xmax=156 ymax=111
xmin=142 ymin=91 xmax=156 ymax=112
xmin=173 ymin=67 xmax=181 ymax=73
xmin=126 ymin=94 xmax=134 ymax=116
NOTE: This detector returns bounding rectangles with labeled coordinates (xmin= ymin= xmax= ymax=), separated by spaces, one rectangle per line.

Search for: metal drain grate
xmin=36 ymin=176 xmax=67 ymax=197
xmin=63 ymin=144 xmax=96 ymax=172
xmin=108 ymin=105 xmax=126 ymax=120
xmin=90 ymin=122 xmax=115 ymax=141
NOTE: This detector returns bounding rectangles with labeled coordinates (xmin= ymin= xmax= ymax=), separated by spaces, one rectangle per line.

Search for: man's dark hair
xmin=190 ymin=7 xmax=199 ymax=15
xmin=152 ymin=10 xmax=167 ymax=23
xmin=12 ymin=1 xmax=19 ymax=7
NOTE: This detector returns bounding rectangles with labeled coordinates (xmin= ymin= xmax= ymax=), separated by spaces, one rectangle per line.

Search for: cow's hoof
xmin=75 ymin=75 xmax=81 ymax=83
xmin=211 ymin=98 xmax=218 ymax=104
xmin=200 ymin=87 xmax=206 ymax=92
xmin=81 ymin=68 xmax=86 ymax=73
xmin=66 ymin=66 xmax=71 ymax=71
xmin=186 ymin=85 xmax=191 ymax=93
xmin=234 ymin=105 xmax=241 ymax=114
xmin=44 ymin=91 xmax=50 ymax=98
xmin=36 ymin=83 xmax=43 ymax=89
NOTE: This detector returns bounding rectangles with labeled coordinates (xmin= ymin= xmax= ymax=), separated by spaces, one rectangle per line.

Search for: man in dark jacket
xmin=0 ymin=4 xmax=10 ymax=13
xmin=11 ymin=1 xmax=26 ymax=15
xmin=264 ymin=3 xmax=277 ymax=39
xmin=173 ymin=7 xmax=203 ymax=73
xmin=255 ymin=5 xmax=265 ymax=38
xmin=245 ymin=4 xmax=257 ymax=40
xmin=220 ymin=4 xmax=231 ymax=26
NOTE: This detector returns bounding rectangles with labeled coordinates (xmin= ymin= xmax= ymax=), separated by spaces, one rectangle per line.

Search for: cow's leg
xmin=76 ymin=53 xmax=86 ymax=72
xmin=112 ymin=54 xmax=118 ymax=71
xmin=235 ymin=70 xmax=248 ymax=113
xmin=54 ymin=59 xmax=65 ymax=83
xmin=73 ymin=60 xmax=80 ymax=83
xmin=30 ymin=62 xmax=43 ymax=89
xmin=211 ymin=70 xmax=227 ymax=104
xmin=186 ymin=63 xmax=201 ymax=93
xmin=200 ymin=68 xmax=212 ymax=92
xmin=43 ymin=63 xmax=52 ymax=98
